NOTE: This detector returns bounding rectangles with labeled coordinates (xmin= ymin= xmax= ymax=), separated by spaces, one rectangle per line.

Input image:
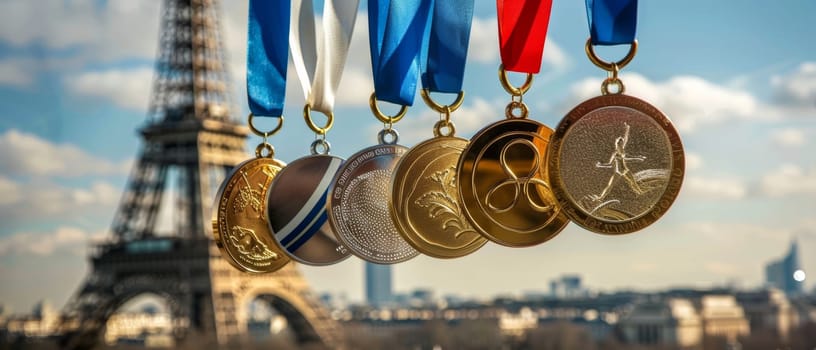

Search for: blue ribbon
xmin=422 ymin=0 xmax=474 ymax=93
xmin=369 ymin=0 xmax=433 ymax=105
xmin=586 ymin=0 xmax=638 ymax=46
xmin=246 ymin=0 xmax=291 ymax=117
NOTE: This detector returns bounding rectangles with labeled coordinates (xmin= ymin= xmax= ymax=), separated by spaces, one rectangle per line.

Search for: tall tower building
xmin=57 ymin=1 xmax=343 ymax=348
xmin=365 ymin=263 xmax=393 ymax=307
xmin=765 ymin=240 xmax=804 ymax=296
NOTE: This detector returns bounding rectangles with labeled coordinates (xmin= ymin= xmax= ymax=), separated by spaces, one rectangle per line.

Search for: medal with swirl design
xmin=457 ymin=118 xmax=569 ymax=247
xmin=391 ymin=134 xmax=487 ymax=259
xmin=213 ymin=157 xmax=290 ymax=273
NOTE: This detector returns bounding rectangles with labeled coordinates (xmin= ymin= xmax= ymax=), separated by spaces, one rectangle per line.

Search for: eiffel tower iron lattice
xmin=58 ymin=0 xmax=344 ymax=348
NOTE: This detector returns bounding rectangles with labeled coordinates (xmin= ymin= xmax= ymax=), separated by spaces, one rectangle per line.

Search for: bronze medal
xmin=391 ymin=120 xmax=487 ymax=259
xmin=213 ymin=156 xmax=290 ymax=273
xmin=548 ymin=40 xmax=685 ymax=234
xmin=549 ymin=94 xmax=684 ymax=234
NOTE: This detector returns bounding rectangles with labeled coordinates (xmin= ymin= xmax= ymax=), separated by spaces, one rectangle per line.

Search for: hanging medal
xmin=212 ymin=0 xmax=291 ymax=273
xmin=327 ymin=0 xmax=432 ymax=264
xmin=390 ymin=0 xmax=486 ymax=259
xmin=456 ymin=0 xmax=569 ymax=247
xmin=548 ymin=0 xmax=684 ymax=234
xmin=264 ymin=0 xmax=358 ymax=266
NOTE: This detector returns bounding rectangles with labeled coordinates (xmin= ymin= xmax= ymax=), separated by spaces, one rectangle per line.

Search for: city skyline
xmin=1 ymin=0 xmax=816 ymax=313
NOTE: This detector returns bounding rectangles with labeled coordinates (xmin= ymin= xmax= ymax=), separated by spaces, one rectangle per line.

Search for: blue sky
xmin=1 ymin=0 xmax=815 ymax=313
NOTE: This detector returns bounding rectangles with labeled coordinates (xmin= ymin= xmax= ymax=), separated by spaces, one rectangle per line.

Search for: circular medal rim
xmin=213 ymin=157 xmax=291 ymax=274
xmin=390 ymin=135 xmax=488 ymax=259
xmin=457 ymin=118 xmax=570 ymax=247
xmin=327 ymin=143 xmax=420 ymax=264
xmin=266 ymin=153 xmax=351 ymax=266
xmin=548 ymin=94 xmax=685 ymax=235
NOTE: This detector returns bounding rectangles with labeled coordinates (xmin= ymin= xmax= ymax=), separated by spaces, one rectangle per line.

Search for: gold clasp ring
xmin=247 ymin=113 xmax=284 ymax=137
xmin=585 ymin=38 xmax=638 ymax=72
xmin=369 ymin=92 xmax=408 ymax=124
xmin=303 ymin=105 xmax=334 ymax=135
xmin=498 ymin=65 xmax=534 ymax=97
xmin=420 ymin=89 xmax=465 ymax=114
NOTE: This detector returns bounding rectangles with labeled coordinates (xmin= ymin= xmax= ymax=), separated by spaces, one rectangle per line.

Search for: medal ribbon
xmin=369 ymin=0 xmax=433 ymax=105
xmin=246 ymin=0 xmax=291 ymax=117
xmin=290 ymin=0 xmax=360 ymax=114
xmin=422 ymin=0 xmax=474 ymax=93
xmin=496 ymin=0 xmax=553 ymax=74
xmin=586 ymin=0 xmax=638 ymax=45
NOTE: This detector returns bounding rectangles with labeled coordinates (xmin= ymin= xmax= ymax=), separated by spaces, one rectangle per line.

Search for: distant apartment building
xmin=697 ymin=295 xmax=750 ymax=342
xmin=620 ymin=294 xmax=750 ymax=348
xmin=765 ymin=240 xmax=805 ymax=296
xmin=619 ymin=298 xmax=703 ymax=348
xmin=736 ymin=288 xmax=798 ymax=340
xmin=549 ymin=275 xmax=590 ymax=299
xmin=1 ymin=300 xmax=59 ymax=339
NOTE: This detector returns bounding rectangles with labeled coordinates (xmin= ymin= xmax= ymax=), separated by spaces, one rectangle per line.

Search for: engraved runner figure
xmin=591 ymin=123 xmax=646 ymax=201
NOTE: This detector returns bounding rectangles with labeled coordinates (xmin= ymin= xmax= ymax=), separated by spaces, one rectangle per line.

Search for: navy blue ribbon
xmin=422 ymin=0 xmax=474 ymax=93
xmin=369 ymin=0 xmax=433 ymax=105
xmin=586 ymin=0 xmax=638 ymax=45
xmin=246 ymin=0 xmax=291 ymax=117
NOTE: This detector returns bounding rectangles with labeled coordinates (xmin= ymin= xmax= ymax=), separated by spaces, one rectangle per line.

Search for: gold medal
xmin=212 ymin=115 xmax=289 ymax=273
xmin=548 ymin=40 xmax=684 ymax=234
xmin=390 ymin=91 xmax=487 ymax=259
xmin=456 ymin=68 xmax=569 ymax=247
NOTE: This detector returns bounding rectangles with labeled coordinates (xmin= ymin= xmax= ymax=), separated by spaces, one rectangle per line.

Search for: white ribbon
xmin=290 ymin=0 xmax=360 ymax=115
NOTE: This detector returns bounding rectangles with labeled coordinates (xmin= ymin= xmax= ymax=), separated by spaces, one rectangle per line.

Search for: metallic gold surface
xmin=267 ymin=154 xmax=350 ymax=266
xmin=213 ymin=157 xmax=290 ymax=273
xmin=458 ymin=119 xmax=569 ymax=247
xmin=391 ymin=136 xmax=487 ymax=258
xmin=328 ymin=144 xmax=419 ymax=264
xmin=549 ymin=94 xmax=684 ymax=234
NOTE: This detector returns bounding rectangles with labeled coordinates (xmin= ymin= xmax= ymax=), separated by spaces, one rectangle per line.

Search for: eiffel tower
xmin=58 ymin=0 xmax=343 ymax=348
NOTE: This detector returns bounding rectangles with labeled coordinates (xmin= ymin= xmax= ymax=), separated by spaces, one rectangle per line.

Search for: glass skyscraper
xmin=765 ymin=240 xmax=804 ymax=296
xmin=365 ymin=262 xmax=392 ymax=307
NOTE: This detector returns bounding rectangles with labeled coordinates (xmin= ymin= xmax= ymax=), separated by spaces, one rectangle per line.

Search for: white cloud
xmin=771 ymin=128 xmax=807 ymax=148
xmin=0 ymin=176 xmax=21 ymax=206
xmin=0 ymin=58 xmax=35 ymax=87
xmin=65 ymin=67 xmax=153 ymax=110
xmin=564 ymin=73 xmax=766 ymax=132
xmin=704 ymin=262 xmax=738 ymax=276
xmin=685 ymin=152 xmax=703 ymax=171
xmin=772 ymin=62 xmax=816 ymax=108
xmin=0 ymin=227 xmax=104 ymax=256
xmin=0 ymin=129 xmax=131 ymax=177
xmin=684 ymin=176 xmax=747 ymax=200
xmin=761 ymin=164 xmax=816 ymax=197
xmin=0 ymin=0 xmax=161 ymax=62
xmin=0 ymin=178 xmax=121 ymax=229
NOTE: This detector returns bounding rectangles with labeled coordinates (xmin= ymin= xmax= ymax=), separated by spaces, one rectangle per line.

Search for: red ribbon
xmin=497 ymin=0 xmax=553 ymax=73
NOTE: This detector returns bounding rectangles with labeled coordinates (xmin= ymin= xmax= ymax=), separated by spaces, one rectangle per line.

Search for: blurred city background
xmin=0 ymin=0 xmax=814 ymax=349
